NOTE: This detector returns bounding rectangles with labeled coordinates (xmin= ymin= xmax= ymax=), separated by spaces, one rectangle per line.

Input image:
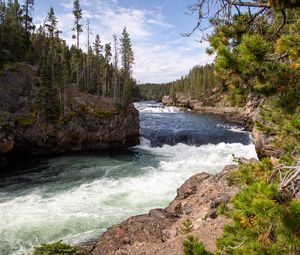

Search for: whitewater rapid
xmin=0 ymin=102 xmax=257 ymax=255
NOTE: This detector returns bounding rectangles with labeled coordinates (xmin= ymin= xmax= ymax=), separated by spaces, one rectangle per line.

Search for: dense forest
xmin=0 ymin=0 xmax=136 ymax=122
xmin=137 ymin=64 xmax=220 ymax=101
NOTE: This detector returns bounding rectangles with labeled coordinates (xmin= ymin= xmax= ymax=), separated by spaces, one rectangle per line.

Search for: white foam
xmin=216 ymin=124 xmax=248 ymax=133
xmin=134 ymin=102 xmax=181 ymax=113
xmin=0 ymin=142 xmax=257 ymax=255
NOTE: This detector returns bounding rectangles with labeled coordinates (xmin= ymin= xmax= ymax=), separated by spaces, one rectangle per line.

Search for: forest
xmin=0 ymin=0 xmax=136 ymax=122
xmin=137 ymin=64 xmax=220 ymax=102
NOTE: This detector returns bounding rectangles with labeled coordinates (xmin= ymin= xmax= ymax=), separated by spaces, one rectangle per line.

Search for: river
xmin=0 ymin=101 xmax=257 ymax=255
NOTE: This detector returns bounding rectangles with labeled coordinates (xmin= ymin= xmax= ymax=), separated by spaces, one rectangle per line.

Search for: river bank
xmin=162 ymin=94 xmax=262 ymax=130
xmin=83 ymin=97 xmax=288 ymax=255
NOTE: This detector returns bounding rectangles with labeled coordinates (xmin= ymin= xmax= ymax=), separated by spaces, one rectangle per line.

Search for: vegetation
xmin=0 ymin=0 xmax=136 ymax=123
xmin=183 ymin=159 xmax=300 ymax=255
xmin=179 ymin=219 xmax=194 ymax=234
xmin=31 ymin=241 xmax=84 ymax=255
xmin=181 ymin=1 xmax=300 ymax=255
xmin=183 ymin=235 xmax=214 ymax=255
xmin=137 ymin=64 xmax=219 ymax=102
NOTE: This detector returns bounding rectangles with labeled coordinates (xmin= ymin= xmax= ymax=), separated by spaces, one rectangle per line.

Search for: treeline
xmin=138 ymin=64 xmax=220 ymax=101
xmin=0 ymin=0 xmax=136 ymax=119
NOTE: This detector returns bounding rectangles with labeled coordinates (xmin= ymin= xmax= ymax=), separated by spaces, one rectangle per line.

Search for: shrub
xmin=31 ymin=241 xmax=85 ymax=255
xmin=183 ymin=235 xmax=214 ymax=255
xmin=179 ymin=219 xmax=194 ymax=234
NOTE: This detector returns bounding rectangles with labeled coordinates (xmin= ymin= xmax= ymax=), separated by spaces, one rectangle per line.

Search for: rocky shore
xmin=87 ymin=164 xmax=244 ymax=255
xmin=162 ymin=94 xmax=262 ymax=130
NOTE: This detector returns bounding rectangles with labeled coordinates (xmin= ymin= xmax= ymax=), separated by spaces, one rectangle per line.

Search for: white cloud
xmin=51 ymin=0 xmax=212 ymax=83
xmin=134 ymin=42 xmax=213 ymax=83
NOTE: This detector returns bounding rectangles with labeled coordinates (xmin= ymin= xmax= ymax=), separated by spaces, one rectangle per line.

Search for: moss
xmin=76 ymin=103 xmax=117 ymax=118
xmin=15 ymin=116 xmax=34 ymax=127
xmin=91 ymin=108 xmax=116 ymax=118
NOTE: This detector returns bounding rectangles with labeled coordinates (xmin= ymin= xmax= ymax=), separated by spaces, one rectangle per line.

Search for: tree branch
xmin=231 ymin=1 xmax=270 ymax=8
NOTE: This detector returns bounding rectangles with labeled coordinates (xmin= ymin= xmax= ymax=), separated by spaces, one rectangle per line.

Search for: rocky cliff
xmin=0 ymin=63 xmax=140 ymax=161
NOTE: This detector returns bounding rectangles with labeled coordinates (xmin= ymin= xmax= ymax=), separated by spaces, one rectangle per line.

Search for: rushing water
xmin=0 ymin=101 xmax=257 ymax=255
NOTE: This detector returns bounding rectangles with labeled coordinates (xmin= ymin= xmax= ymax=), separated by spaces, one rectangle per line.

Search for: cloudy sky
xmin=34 ymin=0 xmax=213 ymax=83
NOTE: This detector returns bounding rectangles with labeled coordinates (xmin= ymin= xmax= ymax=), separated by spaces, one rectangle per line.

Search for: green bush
xmin=31 ymin=241 xmax=85 ymax=255
xmin=216 ymin=161 xmax=300 ymax=255
xmin=179 ymin=219 xmax=194 ymax=234
xmin=183 ymin=235 xmax=214 ymax=255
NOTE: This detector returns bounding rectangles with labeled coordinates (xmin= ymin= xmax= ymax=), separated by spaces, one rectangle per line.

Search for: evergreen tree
xmin=45 ymin=7 xmax=59 ymax=81
xmin=93 ymin=34 xmax=103 ymax=97
xmin=112 ymin=34 xmax=119 ymax=101
xmin=120 ymin=27 xmax=134 ymax=75
xmin=72 ymin=0 xmax=82 ymax=49
xmin=2 ymin=0 xmax=26 ymax=61
xmin=120 ymin=27 xmax=134 ymax=105
xmin=72 ymin=0 xmax=82 ymax=88
xmin=22 ymin=0 xmax=34 ymax=41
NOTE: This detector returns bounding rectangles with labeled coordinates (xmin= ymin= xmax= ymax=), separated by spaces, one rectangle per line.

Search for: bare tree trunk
xmin=103 ymin=68 xmax=107 ymax=97
xmin=63 ymin=81 xmax=66 ymax=117
xmin=76 ymin=63 xmax=80 ymax=88
xmin=76 ymin=31 xmax=80 ymax=89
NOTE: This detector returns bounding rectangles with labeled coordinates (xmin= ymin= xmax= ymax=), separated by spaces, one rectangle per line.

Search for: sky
xmin=33 ymin=0 xmax=214 ymax=84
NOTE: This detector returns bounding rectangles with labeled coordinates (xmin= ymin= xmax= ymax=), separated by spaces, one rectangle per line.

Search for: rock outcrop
xmin=0 ymin=63 xmax=140 ymax=159
xmin=87 ymin=165 xmax=242 ymax=255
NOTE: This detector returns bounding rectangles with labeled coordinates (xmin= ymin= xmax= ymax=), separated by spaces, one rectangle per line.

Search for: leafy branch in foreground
xmin=218 ymin=160 xmax=300 ymax=255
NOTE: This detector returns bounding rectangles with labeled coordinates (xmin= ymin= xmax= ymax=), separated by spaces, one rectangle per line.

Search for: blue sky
xmin=33 ymin=0 xmax=213 ymax=83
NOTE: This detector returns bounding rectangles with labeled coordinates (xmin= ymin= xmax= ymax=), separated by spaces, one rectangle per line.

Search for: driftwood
xmin=269 ymin=161 xmax=300 ymax=198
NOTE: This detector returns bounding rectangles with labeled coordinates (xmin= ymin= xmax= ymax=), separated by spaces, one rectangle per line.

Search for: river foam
xmin=134 ymin=101 xmax=181 ymax=113
xmin=0 ymin=141 xmax=257 ymax=255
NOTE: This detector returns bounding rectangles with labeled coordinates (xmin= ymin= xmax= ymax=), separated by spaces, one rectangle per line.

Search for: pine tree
xmin=72 ymin=0 xmax=82 ymax=50
xmin=120 ymin=27 xmax=134 ymax=75
xmin=93 ymin=34 xmax=103 ymax=97
xmin=103 ymin=43 xmax=112 ymax=97
xmin=45 ymin=7 xmax=58 ymax=81
xmin=120 ymin=27 xmax=134 ymax=105
xmin=39 ymin=57 xmax=60 ymax=122
xmin=22 ymin=0 xmax=34 ymax=42
xmin=72 ymin=0 xmax=82 ymax=88
xmin=113 ymin=34 xmax=119 ymax=102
